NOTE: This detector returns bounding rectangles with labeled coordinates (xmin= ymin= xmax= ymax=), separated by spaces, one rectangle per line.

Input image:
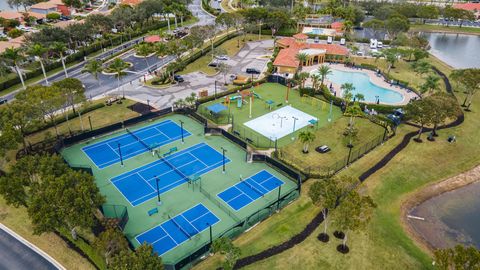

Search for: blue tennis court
xmin=136 ymin=203 xmax=219 ymax=256
xmin=217 ymin=170 xmax=284 ymax=211
xmin=111 ymin=143 xmax=230 ymax=206
xmin=82 ymin=120 xmax=191 ymax=169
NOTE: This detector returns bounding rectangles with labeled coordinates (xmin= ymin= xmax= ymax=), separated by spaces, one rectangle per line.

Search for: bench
xmin=147 ymin=208 xmax=158 ymax=216
xmin=246 ymin=138 xmax=254 ymax=144
xmin=163 ymin=147 xmax=178 ymax=157
xmin=233 ymin=131 xmax=240 ymax=136
xmin=106 ymin=97 xmax=119 ymax=106
xmin=276 ymin=103 xmax=283 ymax=107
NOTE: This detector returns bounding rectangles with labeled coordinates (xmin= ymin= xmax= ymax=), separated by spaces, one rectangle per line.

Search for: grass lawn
xmin=192 ymin=58 xmax=480 ymax=270
xmin=0 ymin=197 xmax=96 ymax=270
xmin=410 ymin=23 xmax=480 ymax=35
xmin=352 ymin=56 xmax=448 ymax=93
xmin=198 ymin=83 xmax=343 ymax=148
xmin=178 ymin=34 xmax=272 ymax=76
xmin=278 ymin=117 xmax=386 ymax=176
xmin=221 ymin=0 xmax=236 ymax=12
xmin=0 ymin=98 xmax=142 ymax=269
xmin=26 ymin=99 xmax=140 ymax=146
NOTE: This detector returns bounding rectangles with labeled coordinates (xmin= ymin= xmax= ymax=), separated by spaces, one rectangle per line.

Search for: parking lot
xmin=120 ymin=39 xmax=274 ymax=109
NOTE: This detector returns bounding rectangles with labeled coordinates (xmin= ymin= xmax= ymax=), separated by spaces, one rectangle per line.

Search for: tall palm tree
xmin=51 ymin=42 xmax=69 ymax=78
xmin=1 ymin=47 xmax=26 ymax=89
xmin=299 ymin=130 xmax=316 ymax=153
xmin=311 ymin=73 xmax=321 ymax=91
xmin=82 ymin=60 xmax=103 ymax=87
xmin=28 ymin=44 xmax=49 ymax=85
xmin=421 ymin=75 xmax=440 ymax=94
xmin=342 ymin=20 xmax=354 ymax=38
xmin=297 ymin=72 xmax=310 ymax=88
xmin=318 ymin=65 xmax=332 ymax=87
xmin=109 ymin=58 xmax=128 ymax=99
xmin=295 ymin=52 xmax=308 ymax=71
xmin=135 ymin=43 xmax=152 ymax=67
xmin=341 ymin=83 xmax=354 ymax=112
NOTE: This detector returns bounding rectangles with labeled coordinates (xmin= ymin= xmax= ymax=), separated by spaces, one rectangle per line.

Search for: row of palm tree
xmin=0 ymin=42 xmax=70 ymax=90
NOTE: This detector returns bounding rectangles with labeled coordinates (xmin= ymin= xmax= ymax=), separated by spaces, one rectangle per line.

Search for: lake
xmin=409 ymin=181 xmax=480 ymax=249
xmin=422 ymin=32 xmax=480 ymax=69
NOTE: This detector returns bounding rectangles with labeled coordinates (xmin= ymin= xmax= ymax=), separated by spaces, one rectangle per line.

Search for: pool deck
xmin=304 ymin=64 xmax=419 ymax=106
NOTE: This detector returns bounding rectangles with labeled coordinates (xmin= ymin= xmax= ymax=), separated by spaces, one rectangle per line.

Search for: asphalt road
xmin=189 ymin=0 xmax=216 ymax=26
xmin=0 ymin=227 xmax=60 ymax=270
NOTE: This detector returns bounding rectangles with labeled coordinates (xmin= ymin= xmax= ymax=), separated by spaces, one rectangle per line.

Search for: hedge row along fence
xmin=0 ymin=18 xmax=179 ymax=92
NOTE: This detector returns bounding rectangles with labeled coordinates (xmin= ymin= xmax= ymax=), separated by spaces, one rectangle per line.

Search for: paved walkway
xmin=0 ymin=224 xmax=65 ymax=270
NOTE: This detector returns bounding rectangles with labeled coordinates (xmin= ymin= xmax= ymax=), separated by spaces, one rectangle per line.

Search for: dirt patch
xmin=400 ymin=164 xmax=480 ymax=253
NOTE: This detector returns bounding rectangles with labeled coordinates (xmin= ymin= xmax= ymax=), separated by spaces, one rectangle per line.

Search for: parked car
xmin=0 ymin=99 xmax=7 ymax=105
xmin=215 ymin=55 xmax=229 ymax=61
xmin=315 ymin=145 xmax=331 ymax=153
xmin=208 ymin=61 xmax=220 ymax=67
xmin=173 ymin=75 xmax=184 ymax=83
xmin=246 ymin=68 xmax=261 ymax=74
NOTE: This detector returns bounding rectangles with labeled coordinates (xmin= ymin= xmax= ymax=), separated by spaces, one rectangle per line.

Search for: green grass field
xmin=198 ymin=83 xmax=343 ymax=148
xmin=60 ymin=114 xmax=298 ymax=265
xmin=410 ymin=24 xmax=480 ymax=35
xmin=193 ymin=58 xmax=480 ymax=270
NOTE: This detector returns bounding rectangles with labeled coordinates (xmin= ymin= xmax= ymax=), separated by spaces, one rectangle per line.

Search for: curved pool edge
xmin=306 ymin=64 xmax=419 ymax=106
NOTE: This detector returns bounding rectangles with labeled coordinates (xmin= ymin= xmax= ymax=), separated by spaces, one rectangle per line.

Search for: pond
xmin=409 ymin=181 xmax=480 ymax=249
xmin=422 ymin=32 xmax=480 ymax=69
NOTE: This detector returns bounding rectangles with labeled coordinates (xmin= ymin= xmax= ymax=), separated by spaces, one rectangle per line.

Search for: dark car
xmin=173 ymin=75 xmax=184 ymax=83
xmin=246 ymin=68 xmax=261 ymax=74
xmin=0 ymin=99 xmax=7 ymax=105
xmin=315 ymin=145 xmax=331 ymax=153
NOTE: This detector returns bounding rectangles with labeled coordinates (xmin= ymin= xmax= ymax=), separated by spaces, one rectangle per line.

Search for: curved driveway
xmin=0 ymin=224 xmax=64 ymax=270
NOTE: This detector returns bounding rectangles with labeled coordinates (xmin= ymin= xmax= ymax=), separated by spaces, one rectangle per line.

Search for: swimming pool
xmin=324 ymin=69 xmax=404 ymax=104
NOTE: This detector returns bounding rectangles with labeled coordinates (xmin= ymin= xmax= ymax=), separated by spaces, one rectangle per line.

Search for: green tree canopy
xmin=109 ymin=243 xmax=164 ymax=270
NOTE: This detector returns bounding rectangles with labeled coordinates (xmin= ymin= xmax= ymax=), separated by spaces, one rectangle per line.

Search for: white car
xmin=377 ymin=41 xmax=383 ymax=48
xmin=215 ymin=55 xmax=229 ymax=61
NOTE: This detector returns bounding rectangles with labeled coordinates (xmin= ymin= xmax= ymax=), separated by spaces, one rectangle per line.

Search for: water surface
xmin=423 ymin=32 xmax=480 ymax=69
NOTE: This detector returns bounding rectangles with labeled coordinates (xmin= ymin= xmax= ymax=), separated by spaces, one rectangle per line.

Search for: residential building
xmin=453 ymin=2 xmax=480 ymax=19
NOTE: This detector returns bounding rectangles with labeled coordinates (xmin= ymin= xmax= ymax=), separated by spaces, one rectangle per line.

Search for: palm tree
xmin=318 ymin=65 xmax=332 ymax=87
xmin=295 ymin=52 xmax=308 ymax=71
xmin=51 ymin=42 xmax=69 ymax=78
xmin=1 ymin=47 xmax=26 ymax=89
xmin=311 ymin=73 xmax=321 ymax=92
xmin=135 ymin=43 xmax=152 ymax=67
xmin=27 ymin=44 xmax=49 ymax=85
xmin=109 ymin=58 xmax=128 ymax=99
xmin=421 ymin=75 xmax=440 ymax=94
xmin=341 ymin=83 xmax=354 ymax=112
xmin=342 ymin=20 xmax=354 ymax=38
xmin=354 ymin=93 xmax=364 ymax=103
xmin=82 ymin=60 xmax=103 ymax=87
xmin=298 ymin=130 xmax=316 ymax=153
xmin=297 ymin=72 xmax=310 ymax=88
xmin=384 ymin=50 xmax=398 ymax=75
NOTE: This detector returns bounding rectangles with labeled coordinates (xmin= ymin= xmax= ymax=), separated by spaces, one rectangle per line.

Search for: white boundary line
xmin=0 ymin=223 xmax=66 ymax=270
xmin=135 ymin=204 xmax=220 ymax=256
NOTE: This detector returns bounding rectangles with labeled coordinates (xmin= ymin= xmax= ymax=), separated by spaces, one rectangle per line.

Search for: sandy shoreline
xmin=400 ymin=164 xmax=480 ymax=254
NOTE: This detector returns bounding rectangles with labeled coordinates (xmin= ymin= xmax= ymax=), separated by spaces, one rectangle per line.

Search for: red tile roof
xmin=293 ymin=33 xmax=308 ymax=39
xmin=144 ymin=35 xmax=162 ymax=43
xmin=331 ymin=22 xmax=343 ymax=30
xmin=0 ymin=11 xmax=24 ymax=20
xmin=274 ymin=36 xmax=348 ymax=67
xmin=453 ymin=3 xmax=480 ymax=11
xmin=273 ymin=48 xmax=300 ymax=67
xmin=121 ymin=0 xmax=143 ymax=5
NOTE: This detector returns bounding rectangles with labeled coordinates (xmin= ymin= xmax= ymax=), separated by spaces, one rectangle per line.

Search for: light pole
xmin=221 ymin=147 xmax=227 ymax=173
xmin=155 ymin=175 xmax=162 ymax=205
xmin=118 ymin=143 xmax=124 ymax=167
xmin=207 ymin=223 xmax=212 ymax=244
xmin=179 ymin=120 xmax=185 ymax=143
xmin=214 ymin=80 xmax=217 ymax=99
xmin=147 ymin=99 xmax=150 ymax=110
xmin=291 ymin=116 xmax=298 ymax=140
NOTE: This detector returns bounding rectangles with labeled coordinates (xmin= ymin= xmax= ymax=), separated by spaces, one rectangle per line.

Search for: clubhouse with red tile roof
xmin=273 ymin=33 xmax=349 ymax=74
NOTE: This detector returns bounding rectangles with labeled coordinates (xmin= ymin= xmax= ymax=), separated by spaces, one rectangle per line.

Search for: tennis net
xmin=126 ymin=128 xmax=151 ymax=151
xmin=163 ymin=157 xmax=189 ymax=181
xmin=199 ymin=186 xmax=241 ymax=223
xmin=168 ymin=215 xmax=191 ymax=239
xmin=241 ymin=178 xmax=265 ymax=197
